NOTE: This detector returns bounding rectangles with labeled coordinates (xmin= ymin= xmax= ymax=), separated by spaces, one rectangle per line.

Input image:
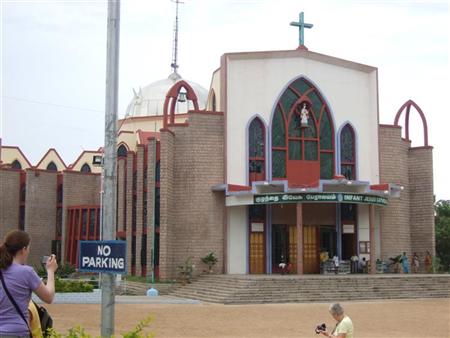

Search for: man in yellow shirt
xmin=320 ymin=303 xmax=353 ymax=338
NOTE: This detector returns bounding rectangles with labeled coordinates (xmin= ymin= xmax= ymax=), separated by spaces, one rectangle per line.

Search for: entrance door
xmin=272 ymin=225 xmax=289 ymax=273
xmin=303 ymin=225 xmax=319 ymax=274
xmin=249 ymin=232 xmax=265 ymax=274
xmin=272 ymin=224 xmax=297 ymax=273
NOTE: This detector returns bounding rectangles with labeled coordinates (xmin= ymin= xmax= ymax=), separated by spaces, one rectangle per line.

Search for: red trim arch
xmin=394 ymin=99 xmax=429 ymax=147
xmin=163 ymin=80 xmax=199 ymax=128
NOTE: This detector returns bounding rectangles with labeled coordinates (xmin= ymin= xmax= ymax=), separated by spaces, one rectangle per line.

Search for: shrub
xmin=201 ymin=252 xmax=218 ymax=273
xmin=46 ymin=316 xmax=154 ymax=338
xmin=55 ymin=278 xmax=94 ymax=293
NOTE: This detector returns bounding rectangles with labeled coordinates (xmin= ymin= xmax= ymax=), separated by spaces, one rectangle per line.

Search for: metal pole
xmin=101 ymin=1 xmax=120 ymax=336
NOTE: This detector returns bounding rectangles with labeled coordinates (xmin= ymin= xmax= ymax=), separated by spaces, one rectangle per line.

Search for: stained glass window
xmin=320 ymin=112 xmax=333 ymax=150
xmin=307 ymin=91 xmax=322 ymax=121
xmin=340 ymin=124 xmax=355 ymax=180
xmin=288 ymin=113 xmax=302 ymax=137
xmin=320 ymin=153 xmax=333 ymax=179
xmin=272 ymin=109 xmax=286 ymax=147
xmin=272 ymin=77 xmax=335 ymax=181
xmin=305 ymin=141 xmax=318 ymax=161
xmin=341 ymin=125 xmax=354 ymax=162
xmin=288 ymin=140 xmax=301 ymax=160
xmin=249 ymin=118 xmax=264 ymax=157
xmin=272 ymin=150 xmax=286 ymax=178
xmin=291 ymin=78 xmax=311 ymax=95
xmin=280 ymin=88 xmax=298 ymax=115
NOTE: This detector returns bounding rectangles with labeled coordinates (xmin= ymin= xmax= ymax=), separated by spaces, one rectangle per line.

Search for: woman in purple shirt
xmin=0 ymin=230 xmax=58 ymax=338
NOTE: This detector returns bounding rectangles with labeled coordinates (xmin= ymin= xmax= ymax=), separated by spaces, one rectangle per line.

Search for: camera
xmin=315 ymin=323 xmax=326 ymax=334
xmin=41 ymin=255 xmax=50 ymax=265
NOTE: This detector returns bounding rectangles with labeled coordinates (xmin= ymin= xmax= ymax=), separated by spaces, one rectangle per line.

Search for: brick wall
xmin=61 ymin=171 xmax=101 ymax=260
xmin=24 ymin=170 xmax=58 ymax=267
xmin=125 ymin=153 xmax=134 ymax=274
xmin=135 ymin=146 xmax=145 ymax=276
xmin=159 ymin=130 xmax=175 ymax=279
xmin=146 ymin=139 xmax=156 ymax=277
xmin=379 ymin=126 xmax=411 ymax=260
xmin=408 ymin=147 xmax=435 ymax=261
xmin=0 ymin=169 xmax=21 ymax=239
xmin=160 ymin=112 xmax=225 ymax=279
xmin=117 ymin=158 xmax=126 ymax=232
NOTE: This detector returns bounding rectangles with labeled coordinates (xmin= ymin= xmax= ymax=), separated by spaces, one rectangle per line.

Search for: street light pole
xmin=101 ymin=0 xmax=120 ymax=336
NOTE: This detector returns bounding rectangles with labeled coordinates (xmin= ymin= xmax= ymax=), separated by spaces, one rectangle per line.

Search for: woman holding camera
xmin=0 ymin=230 xmax=58 ymax=337
xmin=319 ymin=303 xmax=353 ymax=338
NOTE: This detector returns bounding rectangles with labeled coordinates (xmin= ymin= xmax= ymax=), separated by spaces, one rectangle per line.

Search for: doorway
xmin=272 ymin=224 xmax=297 ymax=273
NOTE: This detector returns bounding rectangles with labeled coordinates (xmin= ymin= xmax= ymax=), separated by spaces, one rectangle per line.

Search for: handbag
xmin=0 ymin=269 xmax=53 ymax=337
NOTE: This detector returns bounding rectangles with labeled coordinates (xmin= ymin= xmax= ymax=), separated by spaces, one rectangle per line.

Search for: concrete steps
xmin=169 ymin=274 xmax=450 ymax=304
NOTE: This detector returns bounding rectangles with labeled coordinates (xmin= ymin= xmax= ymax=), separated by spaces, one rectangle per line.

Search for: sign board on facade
xmin=251 ymin=222 xmax=264 ymax=232
xmin=78 ymin=241 xmax=127 ymax=274
xmin=343 ymin=224 xmax=355 ymax=234
xmin=253 ymin=192 xmax=388 ymax=206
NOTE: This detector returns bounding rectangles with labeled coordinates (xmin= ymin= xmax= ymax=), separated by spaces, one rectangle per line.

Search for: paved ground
xmin=45 ymin=298 xmax=450 ymax=338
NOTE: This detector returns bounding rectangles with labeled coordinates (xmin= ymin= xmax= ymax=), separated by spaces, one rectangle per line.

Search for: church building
xmin=0 ymin=13 xmax=434 ymax=279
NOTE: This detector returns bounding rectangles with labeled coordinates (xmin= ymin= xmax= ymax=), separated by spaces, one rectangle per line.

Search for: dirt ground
xmin=45 ymin=298 xmax=450 ymax=338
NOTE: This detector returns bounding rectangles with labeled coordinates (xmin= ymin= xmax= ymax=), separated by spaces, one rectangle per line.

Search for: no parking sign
xmin=79 ymin=240 xmax=127 ymax=274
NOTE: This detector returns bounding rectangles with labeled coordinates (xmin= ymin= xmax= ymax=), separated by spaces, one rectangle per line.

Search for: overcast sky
xmin=1 ymin=0 xmax=449 ymax=199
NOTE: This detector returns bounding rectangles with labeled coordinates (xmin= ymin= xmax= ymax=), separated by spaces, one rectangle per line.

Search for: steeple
xmin=170 ymin=0 xmax=183 ymax=79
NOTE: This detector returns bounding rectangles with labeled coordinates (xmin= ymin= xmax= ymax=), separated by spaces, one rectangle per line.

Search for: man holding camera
xmin=318 ymin=303 xmax=353 ymax=338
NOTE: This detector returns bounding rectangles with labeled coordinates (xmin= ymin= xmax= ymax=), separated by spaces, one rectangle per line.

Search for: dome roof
xmin=125 ymin=73 xmax=208 ymax=118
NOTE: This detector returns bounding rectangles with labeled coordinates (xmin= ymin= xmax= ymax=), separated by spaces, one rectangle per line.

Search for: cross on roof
xmin=290 ymin=12 xmax=313 ymax=47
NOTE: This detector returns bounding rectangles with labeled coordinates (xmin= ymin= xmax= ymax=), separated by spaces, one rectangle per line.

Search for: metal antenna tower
xmin=171 ymin=0 xmax=184 ymax=75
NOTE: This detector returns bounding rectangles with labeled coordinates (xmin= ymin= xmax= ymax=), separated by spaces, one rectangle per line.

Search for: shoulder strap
xmin=0 ymin=269 xmax=32 ymax=333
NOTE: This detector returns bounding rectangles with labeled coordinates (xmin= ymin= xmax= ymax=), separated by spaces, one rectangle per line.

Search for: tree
xmin=435 ymin=200 xmax=450 ymax=272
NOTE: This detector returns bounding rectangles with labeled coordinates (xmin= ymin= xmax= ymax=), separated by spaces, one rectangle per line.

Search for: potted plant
xmin=177 ymin=257 xmax=194 ymax=285
xmin=201 ymin=252 xmax=218 ymax=274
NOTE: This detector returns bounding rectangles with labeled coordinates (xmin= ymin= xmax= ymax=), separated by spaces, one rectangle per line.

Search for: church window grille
xmin=248 ymin=117 xmax=265 ymax=183
xmin=340 ymin=124 xmax=356 ymax=180
xmin=80 ymin=163 xmax=91 ymax=173
xmin=271 ymin=77 xmax=335 ymax=182
xmin=11 ymin=160 xmax=22 ymax=169
xmin=46 ymin=161 xmax=57 ymax=171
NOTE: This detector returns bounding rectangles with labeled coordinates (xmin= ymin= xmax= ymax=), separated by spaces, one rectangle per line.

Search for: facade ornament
xmin=300 ymin=102 xmax=309 ymax=127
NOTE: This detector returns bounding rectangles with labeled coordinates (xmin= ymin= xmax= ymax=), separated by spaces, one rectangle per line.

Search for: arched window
xmin=117 ymin=145 xmax=128 ymax=157
xmin=248 ymin=117 xmax=265 ymax=183
xmin=340 ymin=124 xmax=356 ymax=180
xmin=46 ymin=161 xmax=57 ymax=171
xmin=80 ymin=163 xmax=91 ymax=173
xmin=11 ymin=160 xmax=22 ymax=169
xmin=271 ymin=77 xmax=334 ymax=185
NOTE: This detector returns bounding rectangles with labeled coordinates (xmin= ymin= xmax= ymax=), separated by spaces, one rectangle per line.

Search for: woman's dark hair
xmin=0 ymin=230 xmax=30 ymax=269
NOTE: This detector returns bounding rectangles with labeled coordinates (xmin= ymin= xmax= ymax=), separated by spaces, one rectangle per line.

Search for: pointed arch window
xmin=46 ymin=161 xmax=57 ymax=171
xmin=117 ymin=145 xmax=128 ymax=157
xmin=340 ymin=124 xmax=356 ymax=180
xmin=80 ymin=163 xmax=91 ymax=173
xmin=271 ymin=77 xmax=334 ymax=185
xmin=248 ymin=117 xmax=266 ymax=183
xmin=11 ymin=160 xmax=22 ymax=169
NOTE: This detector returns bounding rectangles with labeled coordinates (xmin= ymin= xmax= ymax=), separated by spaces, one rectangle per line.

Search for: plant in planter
xmin=177 ymin=257 xmax=194 ymax=285
xmin=201 ymin=252 xmax=218 ymax=274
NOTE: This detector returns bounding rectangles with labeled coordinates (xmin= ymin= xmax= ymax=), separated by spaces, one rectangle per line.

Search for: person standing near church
xmin=412 ymin=253 xmax=420 ymax=273
xmin=0 ymin=230 xmax=58 ymax=337
xmin=401 ymin=252 xmax=410 ymax=273
xmin=424 ymin=250 xmax=432 ymax=273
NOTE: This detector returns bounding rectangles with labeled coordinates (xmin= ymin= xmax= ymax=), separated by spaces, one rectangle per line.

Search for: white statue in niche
xmin=300 ymin=103 xmax=309 ymax=127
